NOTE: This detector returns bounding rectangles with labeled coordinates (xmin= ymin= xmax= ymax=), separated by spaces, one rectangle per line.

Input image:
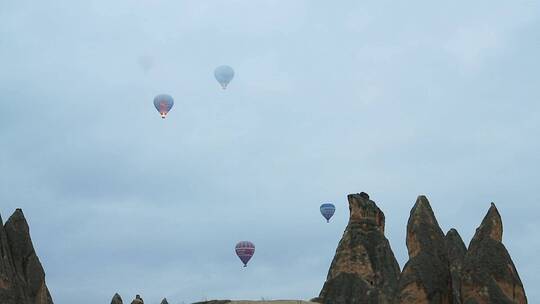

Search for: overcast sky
xmin=1 ymin=1 xmax=539 ymax=303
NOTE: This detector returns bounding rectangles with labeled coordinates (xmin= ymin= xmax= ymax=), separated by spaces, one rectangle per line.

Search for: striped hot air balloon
xmin=320 ymin=203 xmax=336 ymax=223
xmin=235 ymin=241 xmax=255 ymax=267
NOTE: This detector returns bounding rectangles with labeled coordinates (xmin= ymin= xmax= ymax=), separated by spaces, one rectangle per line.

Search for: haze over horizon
xmin=1 ymin=1 xmax=539 ymax=303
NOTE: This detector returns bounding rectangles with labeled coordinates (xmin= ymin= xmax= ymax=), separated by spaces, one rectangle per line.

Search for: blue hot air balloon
xmin=214 ymin=65 xmax=235 ymax=89
xmin=153 ymin=94 xmax=174 ymax=119
xmin=235 ymin=241 xmax=255 ymax=267
xmin=320 ymin=203 xmax=336 ymax=223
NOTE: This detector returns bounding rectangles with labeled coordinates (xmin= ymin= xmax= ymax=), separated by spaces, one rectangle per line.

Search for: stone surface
xmin=111 ymin=293 xmax=123 ymax=304
xmin=131 ymin=294 xmax=144 ymax=304
xmin=0 ymin=213 xmax=23 ymax=304
xmin=318 ymin=192 xmax=401 ymax=304
xmin=0 ymin=209 xmax=53 ymax=304
xmin=445 ymin=229 xmax=467 ymax=304
xmin=397 ymin=196 xmax=452 ymax=304
xmin=461 ymin=203 xmax=527 ymax=304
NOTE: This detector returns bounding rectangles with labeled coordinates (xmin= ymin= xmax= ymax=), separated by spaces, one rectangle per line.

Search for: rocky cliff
xmin=461 ymin=203 xmax=527 ymax=303
xmin=317 ymin=193 xmax=527 ymax=304
xmin=0 ymin=209 xmax=53 ymax=304
xmin=397 ymin=196 xmax=452 ymax=303
xmin=316 ymin=192 xmax=401 ymax=304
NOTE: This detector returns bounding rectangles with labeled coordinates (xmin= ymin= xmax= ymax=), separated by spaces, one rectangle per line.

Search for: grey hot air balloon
xmin=153 ymin=94 xmax=174 ymax=119
xmin=214 ymin=65 xmax=235 ymax=89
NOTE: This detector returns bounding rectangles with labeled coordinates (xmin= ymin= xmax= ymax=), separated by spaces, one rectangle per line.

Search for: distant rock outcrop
xmin=461 ymin=203 xmax=527 ymax=303
xmin=445 ymin=229 xmax=466 ymax=304
xmin=131 ymin=294 xmax=144 ymax=304
xmin=317 ymin=192 xmax=401 ymax=304
xmin=112 ymin=294 xmax=173 ymax=304
xmin=111 ymin=293 xmax=123 ymax=304
xmin=397 ymin=195 xmax=452 ymax=303
xmin=0 ymin=209 xmax=53 ymax=304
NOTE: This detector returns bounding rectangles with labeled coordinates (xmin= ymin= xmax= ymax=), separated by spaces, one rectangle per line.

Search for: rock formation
xmin=131 ymin=294 xmax=145 ymax=304
xmin=317 ymin=192 xmax=401 ymax=304
xmin=0 ymin=209 xmax=53 ymax=304
xmin=0 ymin=194 xmax=528 ymax=304
xmin=318 ymin=193 xmax=527 ymax=304
xmin=445 ymin=229 xmax=466 ymax=304
xmin=111 ymin=293 xmax=123 ymax=304
xmin=397 ymin=195 xmax=453 ymax=304
xmin=461 ymin=203 xmax=527 ymax=303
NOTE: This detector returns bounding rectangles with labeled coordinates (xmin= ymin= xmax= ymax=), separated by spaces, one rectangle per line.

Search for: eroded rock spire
xmin=317 ymin=192 xmax=401 ymax=304
xmin=0 ymin=209 xmax=53 ymax=304
xmin=461 ymin=203 xmax=527 ymax=303
xmin=397 ymin=195 xmax=452 ymax=303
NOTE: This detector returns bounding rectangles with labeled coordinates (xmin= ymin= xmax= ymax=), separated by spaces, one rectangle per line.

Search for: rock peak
xmin=398 ymin=195 xmax=452 ymax=303
xmin=445 ymin=228 xmax=464 ymax=243
xmin=161 ymin=298 xmax=169 ymax=304
xmin=111 ymin=293 xmax=123 ymax=304
xmin=445 ymin=229 xmax=467 ymax=304
xmin=461 ymin=203 xmax=526 ymax=303
xmin=406 ymin=195 xmax=445 ymax=258
xmin=318 ymin=193 xmax=400 ymax=304
xmin=348 ymin=192 xmax=370 ymax=201
xmin=472 ymin=202 xmax=503 ymax=243
xmin=7 ymin=208 xmax=26 ymax=222
xmin=131 ymin=295 xmax=144 ymax=304
xmin=347 ymin=192 xmax=385 ymax=232
xmin=411 ymin=195 xmax=434 ymax=215
xmin=0 ymin=208 xmax=53 ymax=304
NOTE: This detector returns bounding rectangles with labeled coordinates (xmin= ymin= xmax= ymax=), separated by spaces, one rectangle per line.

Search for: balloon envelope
xmin=153 ymin=94 xmax=174 ymax=118
xmin=320 ymin=203 xmax=336 ymax=223
xmin=214 ymin=65 xmax=235 ymax=89
xmin=235 ymin=241 xmax=255 ymax=267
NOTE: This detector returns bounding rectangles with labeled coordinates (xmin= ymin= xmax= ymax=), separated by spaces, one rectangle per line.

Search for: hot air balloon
xmin=153 ymin=94 xmax=174 ymax=119
xmin=214 ymin=65 xmax=235 ymax=89
xmin=320 ymin=203 xmax=335 ymax=223
xmin=235 ymin=241 xmax=255 ymax=267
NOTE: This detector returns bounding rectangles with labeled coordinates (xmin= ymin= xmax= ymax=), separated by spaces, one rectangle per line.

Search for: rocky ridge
xmin=461 ymin=204 xmax=526 ymax=303
xmin=316 ymin=192 xmax=400 ymax=304
xmin=316 ymin=193 xmax=527 ymax=304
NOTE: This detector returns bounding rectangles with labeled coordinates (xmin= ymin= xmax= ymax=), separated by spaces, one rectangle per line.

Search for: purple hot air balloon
xmin=153 ymin=94 xmax=174 ymax=119
xmin=235 ymin=241 xmax=255 ymax=267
